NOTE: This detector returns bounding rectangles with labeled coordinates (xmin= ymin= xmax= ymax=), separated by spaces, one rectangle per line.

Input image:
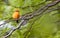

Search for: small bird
xmin=12 ymin=9 xmax=20 ymax=23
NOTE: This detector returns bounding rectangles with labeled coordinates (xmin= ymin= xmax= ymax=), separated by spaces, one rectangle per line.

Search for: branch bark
xmin=20 ymin=0 xmax=60 ymax=20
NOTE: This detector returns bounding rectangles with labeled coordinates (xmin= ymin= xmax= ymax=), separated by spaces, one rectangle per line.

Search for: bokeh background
xmin=0 ymin=0 xmax=60 ymax=38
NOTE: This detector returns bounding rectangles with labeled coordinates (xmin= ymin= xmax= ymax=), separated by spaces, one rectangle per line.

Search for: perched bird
xmin=12 ymin=9 xmax=20 ymax=23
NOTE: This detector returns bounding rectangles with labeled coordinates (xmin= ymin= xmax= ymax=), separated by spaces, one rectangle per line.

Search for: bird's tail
xmin=16 ymin=20 xmax=19 ymax=23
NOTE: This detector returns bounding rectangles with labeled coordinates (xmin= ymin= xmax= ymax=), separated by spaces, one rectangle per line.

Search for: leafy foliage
xmin=0 ymin=0 xmax=60 ymax=38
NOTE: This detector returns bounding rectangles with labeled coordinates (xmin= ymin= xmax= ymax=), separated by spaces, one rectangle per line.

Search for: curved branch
xmin=3 ymin=20 xmax=25 ymax=38
xmin=3 ymin=6 xmax=60 ymax=38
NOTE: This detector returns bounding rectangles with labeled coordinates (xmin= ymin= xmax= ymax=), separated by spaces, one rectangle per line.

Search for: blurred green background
xmin=0 ymin=0 xmax=60 ymax=38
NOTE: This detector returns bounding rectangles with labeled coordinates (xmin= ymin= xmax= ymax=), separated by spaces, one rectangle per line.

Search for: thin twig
xmin=3 ymin=20 xmax=25 ymax=38
xmin=21 ymin=0 xmax=60 ymax=20
xmin=0 ymin=19 xmax=14 ymax=26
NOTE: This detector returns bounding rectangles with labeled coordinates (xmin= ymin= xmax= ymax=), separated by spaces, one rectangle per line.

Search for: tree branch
xmin=0 ymin=0 xmax=60 ymax=38
xmin=3 ymin=6 xmax=60 ymax=38
xmin=0 ymin=0 xmax=60 ymax=27
xmin=23 ymin=6 xmax=60 ymax=38
xmin=3 ymin=20 xmax=25 ymax=38
xmin=20 ymin=0 xmax=60 ymax=20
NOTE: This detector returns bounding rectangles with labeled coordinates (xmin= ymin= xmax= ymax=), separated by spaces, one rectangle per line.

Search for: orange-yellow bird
xmin=12 ymin=9 xmax=20 ymax=23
